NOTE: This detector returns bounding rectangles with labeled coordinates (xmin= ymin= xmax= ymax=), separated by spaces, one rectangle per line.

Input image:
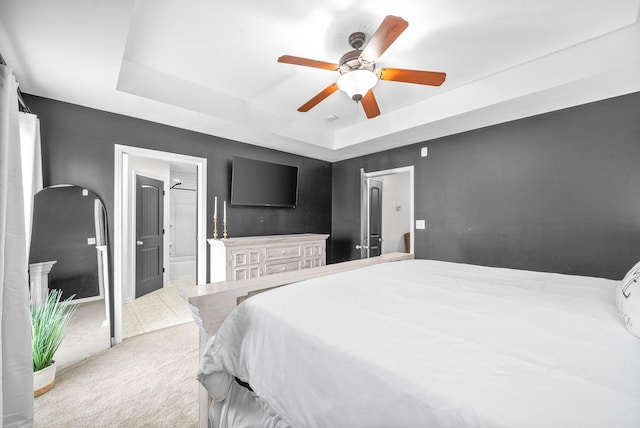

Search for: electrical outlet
xmin=416 ymin=220 xmax=426 ymax=230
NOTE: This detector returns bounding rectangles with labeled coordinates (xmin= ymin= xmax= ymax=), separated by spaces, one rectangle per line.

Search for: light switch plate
xmin=87 ymin=237 xmax=96 ymax=245
xmin=416 ymin=220 xmax=426 ymax=229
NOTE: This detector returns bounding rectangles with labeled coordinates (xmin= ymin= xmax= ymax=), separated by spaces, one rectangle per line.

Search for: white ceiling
xmin=1 ymin=0 xmax=639 ymax=162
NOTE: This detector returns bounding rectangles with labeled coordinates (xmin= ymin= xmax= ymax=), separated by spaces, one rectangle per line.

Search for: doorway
xmin=359 ymin=166 xmax=414 ymax=259
xmin=114 ymin=145 xmax=207 ymax=345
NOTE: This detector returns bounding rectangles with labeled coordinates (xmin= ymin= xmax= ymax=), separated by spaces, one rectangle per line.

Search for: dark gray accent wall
xmin=25 ymin=95 xmax=332 ymax=333
xmin=332 ymin=92 xmax=640 ymax=279
xmin=26 ymin=95 xmax=332 ymax=237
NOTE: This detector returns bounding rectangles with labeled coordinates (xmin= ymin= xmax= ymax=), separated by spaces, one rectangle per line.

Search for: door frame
xmin=114 ymin=145 xmax=207 ymax=345
xmin=360 ymin=166 xmax=415 ymax=258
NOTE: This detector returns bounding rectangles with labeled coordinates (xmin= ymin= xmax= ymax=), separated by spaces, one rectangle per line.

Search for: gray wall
xmin=25 ymin=95 xmax=332 ymax=333
xmin=26 ymin=95 xmax=332 ymax=239
xmin=332 ymin=92 xmax=640 ymax=279
xmin=27 ymin=91 xmax=640 ymax=285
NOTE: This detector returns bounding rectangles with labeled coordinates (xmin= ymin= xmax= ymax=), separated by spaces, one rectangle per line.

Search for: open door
xmin=358 ymin=171 xmax=383 ymax=258
xmin=359 ymin=167 xmax=415 ymax=259
xmin=135 ymin=175 xmax=164 ymax=298
xmin=358 ymin=170 xmax=368 ymax=259
xmin=368 ymin=179 xmax=383 ymax=257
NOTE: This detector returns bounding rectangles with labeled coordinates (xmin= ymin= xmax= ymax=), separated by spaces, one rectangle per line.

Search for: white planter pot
xmin=34 ymin=362 xmax=56 ymax=397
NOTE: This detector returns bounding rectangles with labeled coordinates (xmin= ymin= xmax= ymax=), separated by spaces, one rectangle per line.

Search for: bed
xmin=184 ymin=254 xmax=640 ymax=428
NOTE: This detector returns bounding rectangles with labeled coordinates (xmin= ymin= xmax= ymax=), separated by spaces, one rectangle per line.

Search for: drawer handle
xmin=282 ymin=267 xmax=286 ymax=271
xmin=282 ymin=250 xmax=286 ymax=254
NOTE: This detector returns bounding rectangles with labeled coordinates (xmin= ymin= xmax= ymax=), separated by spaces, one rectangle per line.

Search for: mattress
xmin=199 ymin=259 xmax=640 ymax=428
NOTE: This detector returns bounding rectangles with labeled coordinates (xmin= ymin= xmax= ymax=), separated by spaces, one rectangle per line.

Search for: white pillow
xmin=616 ymin=261 xmax=640 ymax=339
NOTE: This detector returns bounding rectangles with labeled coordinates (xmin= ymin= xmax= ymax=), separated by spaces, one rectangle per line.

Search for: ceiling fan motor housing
xmin=339 ymin=32 xmax=375 ymax=75
xmin=339 ymin=50 xmax=374 ymax=75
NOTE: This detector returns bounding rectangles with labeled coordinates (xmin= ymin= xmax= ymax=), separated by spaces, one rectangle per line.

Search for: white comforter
xmin=199 ymin=259 xmax=640 ymax=428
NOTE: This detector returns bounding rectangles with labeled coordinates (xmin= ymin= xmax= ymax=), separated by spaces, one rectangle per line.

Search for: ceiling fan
xmin=278 ymin=15 xmax=446 ymax=119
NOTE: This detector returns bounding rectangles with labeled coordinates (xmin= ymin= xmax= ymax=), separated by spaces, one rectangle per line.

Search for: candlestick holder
xmin=213 ymin=215 xmax=218 ymax=239
xmin=223 ymin=219 xmax=228 ymax=239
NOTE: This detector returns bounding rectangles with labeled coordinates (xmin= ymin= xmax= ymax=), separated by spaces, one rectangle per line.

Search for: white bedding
xmin=199 ymin=259 xmax=640 ymax=428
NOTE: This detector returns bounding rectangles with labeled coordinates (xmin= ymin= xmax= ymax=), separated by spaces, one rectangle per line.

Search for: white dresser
xmin=208 ymin=234 xmax=329 ymax=283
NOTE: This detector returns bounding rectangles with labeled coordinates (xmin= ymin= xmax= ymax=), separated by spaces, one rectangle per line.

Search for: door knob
xmin=136 ymin=240 xmax=143 ymax=246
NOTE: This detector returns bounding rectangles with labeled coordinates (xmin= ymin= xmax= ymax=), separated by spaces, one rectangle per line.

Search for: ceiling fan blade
xmin=298 ymin=83 xmax=339 ymax=112
xmin=278 ymin=55 xmax=339 ymax=71
xmin=378 ymin=68 xmax=446 ymax=86
xmin=360 ymin=16 xmax=409 ymax=63
xmin=361 ymin=90 xmax=381 ymax=119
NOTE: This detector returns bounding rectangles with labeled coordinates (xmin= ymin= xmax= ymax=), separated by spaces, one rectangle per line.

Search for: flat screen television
xmin=231 ymin=157 xmax=299 ymax=208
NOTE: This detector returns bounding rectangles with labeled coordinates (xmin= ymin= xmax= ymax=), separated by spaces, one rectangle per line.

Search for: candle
xmin=214 ymin=196 xmax=217 ymax=217
xmin=224 ymin=200 xmax=227 ymax=221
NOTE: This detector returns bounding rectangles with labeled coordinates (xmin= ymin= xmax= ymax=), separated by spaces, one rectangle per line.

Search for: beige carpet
xmin=34 ymin=322 xmax=200 ymax=427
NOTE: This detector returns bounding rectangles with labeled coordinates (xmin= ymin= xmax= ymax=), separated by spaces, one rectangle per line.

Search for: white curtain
xmin=0 ymin=64 xmax=35 ymax=427
xmin=19 ymin=113 xmax=43 ymax=257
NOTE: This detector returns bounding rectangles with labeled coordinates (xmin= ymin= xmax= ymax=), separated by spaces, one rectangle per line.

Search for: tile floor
xmin=122 ymin=278 xmax=195 ymax=338
xmin=56 ymin=278 xmax=195 ymax=372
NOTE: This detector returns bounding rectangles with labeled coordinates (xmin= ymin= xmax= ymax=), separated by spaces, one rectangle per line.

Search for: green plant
xmin=31 ymin=289 xmax=78 ymax=371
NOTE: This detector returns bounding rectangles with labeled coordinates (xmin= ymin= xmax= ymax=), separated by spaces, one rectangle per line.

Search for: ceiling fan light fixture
xmin=337 ymin=70 xmax=378 ymax=102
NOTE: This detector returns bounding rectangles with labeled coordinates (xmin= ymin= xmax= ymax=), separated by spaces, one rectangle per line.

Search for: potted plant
xmin=31 ymin=289 xmax=78 ymax=397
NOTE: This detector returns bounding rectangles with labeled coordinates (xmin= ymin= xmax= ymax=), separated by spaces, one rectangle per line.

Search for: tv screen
xmin=231 ymin=157 xmax=299 ymax=207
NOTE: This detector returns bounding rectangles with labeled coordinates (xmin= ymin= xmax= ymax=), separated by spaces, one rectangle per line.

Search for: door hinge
xmin=163 ymin=190 xmax=166 ymax=196
xmin=162 ymin=267 xmax=165 ymax=273
xmin=163 ymin=229 xmax=165 ymax=234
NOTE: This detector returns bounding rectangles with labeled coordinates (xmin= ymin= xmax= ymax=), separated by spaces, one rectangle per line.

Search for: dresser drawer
xmin=265 ymin=245 xmax=300 ymax=261
xmin=302 ymin=257 xmax=323 ymax=269
xmin=265 ymin=260 xmax=300 ymax=275
xmin=233 ymin=265 xmax=262 ymax=280
xmin=302 ymin=243 xmax=323 ymax=257
xmin=231 ymin=249 xmax=261 ymax=267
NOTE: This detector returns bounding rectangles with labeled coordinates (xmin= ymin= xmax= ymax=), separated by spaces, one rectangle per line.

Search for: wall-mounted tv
xmin=231 ymin=157 xmax=299 ymax=208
